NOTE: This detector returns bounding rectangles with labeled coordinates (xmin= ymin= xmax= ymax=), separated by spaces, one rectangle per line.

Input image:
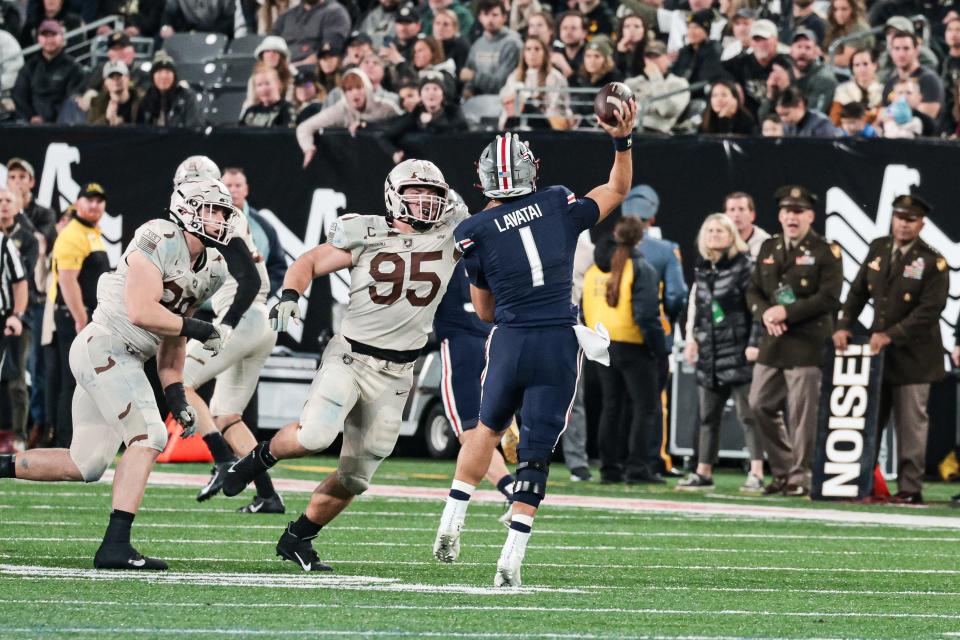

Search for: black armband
xmin=180 ymin=316 xmax=215 ymax=342
xmin=280 ymin=289 xmax=300 ymax=303
xmin=163 ymin=382 xmax=188 ymax=413
xmin=613 ymin=136 xmax=633 ymax=152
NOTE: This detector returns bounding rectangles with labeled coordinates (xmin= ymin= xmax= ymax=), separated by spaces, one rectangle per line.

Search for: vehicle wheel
xmin=423 ymin=403 xmax=458 ymax=459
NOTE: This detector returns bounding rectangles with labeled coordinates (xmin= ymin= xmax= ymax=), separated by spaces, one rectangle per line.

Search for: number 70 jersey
xmin=330 ymin=211 xmax=465 ymax=352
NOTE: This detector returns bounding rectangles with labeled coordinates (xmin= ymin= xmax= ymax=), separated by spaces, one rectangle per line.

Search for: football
xmin=593 ymin=82 xmax=633 ymax=126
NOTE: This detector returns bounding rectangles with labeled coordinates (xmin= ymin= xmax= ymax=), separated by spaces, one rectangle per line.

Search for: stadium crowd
xmin=2 ymin=0 xmax=960 ymax=139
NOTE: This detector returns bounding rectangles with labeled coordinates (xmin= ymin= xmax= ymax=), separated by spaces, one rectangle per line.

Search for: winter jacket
xmin=783 ymin=108 xmax=840 ymax=137
xmin=136 ymin=82 xmax=201 ymax=127
xmin=377 ymin=103 xmax=467 ymax=155
xmin=87 ymin=87 xmax=144 ymax=125
xmin=240 ymin=99 xmax=296 ymax=127
xmin=12 ymin=50 xmax=86 ymax=122
xmin=295 ymin=68 xmax=401 ymax=150
xmin=692 ymin=252 xmax=754 ymax=390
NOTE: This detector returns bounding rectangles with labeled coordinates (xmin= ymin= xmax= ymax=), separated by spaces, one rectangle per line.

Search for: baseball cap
xmin=774 ymin=184 xmax=817 ymax=210
xmin=38 ymin=20 xmax=64 ymax=36
xmin=347 ymin=31 xmax=374 ymax=47
xmin=750 ymin=19 xmax=778 ymax=40
xmin=644 ymin=40 xmax=668 ymax=57
xmin=6 ymin=158 xmax=34 ymax=178
xmin=733 ymin=7 xmax=756 ymax=21
xmin=396 ymin=3 xmax=420 ymax=23
xmin=885 ymin=15 xmax=914 ymax=34
xmin=318 ymin=42 xmax=342 ymax=58
xmin=79 ymin=183 xmax=107 ymax=200
xmin=622 ymin=185 xmax=660 ymax=219
xmin=791 ymin=27 xmax=819 ymax=45
xmin=102 ymin=60 xmax=129 ymax=78
xmin=891 ymin=194 xmax=931 ymax=219
xmin=294 ymin=67 xmax=318 ymax=85
xmin=107 ymin=31 xmax=131 ymax=48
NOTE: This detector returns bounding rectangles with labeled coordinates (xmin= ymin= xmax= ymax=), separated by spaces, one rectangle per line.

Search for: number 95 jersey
xmin=331 ymin=210 xmax=464 ymax=352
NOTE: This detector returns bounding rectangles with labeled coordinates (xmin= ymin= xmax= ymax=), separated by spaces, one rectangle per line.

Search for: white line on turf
xmin=0 ymin=593 xmax=954 ymax=620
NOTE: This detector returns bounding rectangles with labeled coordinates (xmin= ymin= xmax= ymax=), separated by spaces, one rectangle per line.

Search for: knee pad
xmin=513 ymin=458 xmax=549 ymax=508
xmin=296 ymin=420 xmax=341 ymax=452
xmin=337 ymin=455 xmax=381 ymax=496
xmin=128 ymin=419 xmax=168 ymax=453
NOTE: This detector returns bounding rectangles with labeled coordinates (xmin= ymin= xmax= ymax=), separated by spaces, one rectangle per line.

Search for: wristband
xmin=280 ymin=289 xmax=301 ymax=303
xmin=180 ymin=316 xmax=215 ymax=342
xmin=163 ymin=382 xmax=188 ymax=412
xmin=613 ymin=136 xmax=633 ymax=152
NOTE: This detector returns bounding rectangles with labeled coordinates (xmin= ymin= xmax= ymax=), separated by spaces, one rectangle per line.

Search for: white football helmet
xmin=384 ymin=159 xmax=449 ymax=230
xmin=169 ymin=178 xmax=239 ymax=245
xmin=173 ymin=155 xmax=221 ymax=187
xmin=477 ymin=132 xmax=539 ymax=200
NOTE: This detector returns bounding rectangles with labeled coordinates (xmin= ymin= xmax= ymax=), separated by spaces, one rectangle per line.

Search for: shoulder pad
xmin=439 ymin=200 xmax=470 ymax=229
xmin=329 ymin=214 xmax=389 ymax=251
xmin=134 ymin=219 xmax=179 ymax=255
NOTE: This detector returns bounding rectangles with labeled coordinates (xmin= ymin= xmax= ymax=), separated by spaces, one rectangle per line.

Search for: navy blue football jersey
xmin=453 ymin=185 xmax=599 ymax=327
xmin=433 ymin=262 xmax=493 ymax=339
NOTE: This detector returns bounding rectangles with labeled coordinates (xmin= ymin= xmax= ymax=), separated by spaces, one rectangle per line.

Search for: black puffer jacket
xmin=693 ymin=251 xmax=754 ymax=389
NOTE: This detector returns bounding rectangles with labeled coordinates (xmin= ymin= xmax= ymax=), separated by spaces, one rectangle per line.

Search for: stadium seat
xmin=461 ymin=95 xmax=502 ymax=131
xmin=176 ymin=61 xmax=221 ymax=90
xmin=163 ymin=32 xmax=228 ymax=64
xmin=205 ymin=90 xmax=247 ymax=126
xmin=227 ymin=34 xmax=266 ymax=56
xmin=215 ymin=58 xmax=256 ymax=90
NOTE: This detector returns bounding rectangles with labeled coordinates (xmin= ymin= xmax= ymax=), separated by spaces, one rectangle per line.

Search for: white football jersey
xmin=94 ymin=218 xmax=229 ymax=358
xmin=332 ymin=208 xmax=466 ymax=352
xmin=208 ymin=209 xmax=270 ymax=316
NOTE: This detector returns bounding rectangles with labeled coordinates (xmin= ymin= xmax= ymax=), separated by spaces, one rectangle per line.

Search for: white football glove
xmin=175 ymin=405 xmax=199 ymax=438
xmin=270 ymin=300 xmax=301 ymax=333
xmin=211 ymin=324 xmax=233 ymax=355
xmin=200 ymin=325 xmax=225 ymax=353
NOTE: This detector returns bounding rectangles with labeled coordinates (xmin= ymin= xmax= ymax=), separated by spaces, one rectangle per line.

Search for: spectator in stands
xmin=328 ymin=53 xmax=399 ymax=108
xmin=359 ymin=0 xmax=400 ymax=49
xmin=82 ymin=32 xmax=149 ymax=112
xmin=0 ymin=25 xmax=22 ymax=99
xmin=882 ymin=32 xmax=945 ymax=121
xmin=296 ymin=68 xmax=402 ymax=166
xmin=396 ymin=35 xmax=456 ymax=90
xmin=0 ymin=1 xmax=22 ymax=39
xmin=245 ymin=36 xmax=294 ymax=110
xmin=240 ymin=63 xmax=296 ymax=127
xmin=432 ymin=8 xmax=469 ymax=71
xmin=789 ymin=29 xmax=836 ymax=114
xmin=272 ymin=0 xmax=351 ymax=66
xmin=614 ymin=11 xmax=648 ymax=77
xmin=49 ymin=183 xmax=110 ymax=448
xmin=509 ymin=0 xmax=543 ymax=38
xmin=552 ymin=11 xmax=587 ymax=80
xmin=0 ymin=187 xmax=28 ymax=454
xmin=722 ymin=18 xmax=779 ymax=117
xmin=756 ymin=54 xmax=794 ymax=123
xmin=6 ymin=158 xmax=55 ymax=246
xmin=95 ymin=0 xmax=164 ymax=38
xmin=829 ymin=47 xmax=881 ymax=125
xmin=626 ymin=40 xmax=689 ymax=134
xmin=499 ymin=35 xmax=573 ymax=129
xmin=316 ymin=44 xmax=344 ymax=97
xmin=160 ymin=0 xmax=235 ymax=38
xmin=876 ymin=78 xmax=936 ymax=137
xmin=136 ymin=51 xmax=201 ymax=127
xmin=791 ymin=0 xmax=826 ymax=46
xmin=664 ymin=0 xmax=725 ymax=55
xmin=838 ymin=101 xmax=879 ymax=137
xmin=526 ymin=10 xmax=554 ymax=47
xmin=19 ymin=0 xmax=81 ymax=47
xmin=942 ymin=16 xmax=960 ymax=132
xmin=671 ymin=9 xmax=724 ymax=85
xmin=577 ymin=0 xmax=615 ymax=38
xmin=87 ymin=61 xmax=144 ymax=126
xmin=461 ymin=0 xmax=522 ymax=98
xmin=822 ymin=0 xmax=871 ymax=68
xmin=293 ymin=67 xmax=325 ymax=123
xmin=381 ymin=4 xmax=422 ymax=68
xmin=776 ymin=86 xmax=840 ymax=136
xmin=761 ymin=111 xmax=784 ymax=135
xmin=679 ymin=213 xmax=764 ymax=492
xmin=344 ymin=31 xmax=375 ymax=67
xmin=582 ymin=217 xmax=665 ymax=485
xmin=571 ymin=37 xmax=622 ymax=113
xmin=877 ymin=17 xmax=939 ymax=75
xmin=396 ymin=80 xmax=420 ymax=111
xmin=701 ymin=77 xmax=757 ymax=133
xmin=257 ymin=0 xmax=296 ymax=34
xmin=420 ymin=0 xmax=474 ymax=39
xmin=379 ymin=74 xmax=466 ymax=162
xmin=720 ymin=7 xmax=754 ymax=61
xmin=723 ymin=190 xmax=771 ymax=259
xmin=12 ymin=21 xmax=86 ymax=124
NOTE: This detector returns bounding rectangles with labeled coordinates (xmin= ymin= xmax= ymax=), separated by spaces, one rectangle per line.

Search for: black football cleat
xmin=223 ymin=445 xmax=271 ymax=497
xmin=237 ymin=493 xmax=286 ymax=514
xmin=276 ymin=523 xmax=333 ymax=572
xmin=196 ymin=459 xmax=238 ymax=502
xmin=93 ymin=542 xmax=168 ymax=571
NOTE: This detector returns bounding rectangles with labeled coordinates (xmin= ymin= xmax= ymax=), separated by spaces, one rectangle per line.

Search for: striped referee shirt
xmin=0 ymin=234 xmax=26 ymax=316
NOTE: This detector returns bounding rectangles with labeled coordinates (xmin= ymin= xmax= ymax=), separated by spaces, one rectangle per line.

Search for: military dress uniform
xmin=837 ymin=195 xmax=949 ymax=501
xmin=746 ymin=187 xmax=843 ymax=494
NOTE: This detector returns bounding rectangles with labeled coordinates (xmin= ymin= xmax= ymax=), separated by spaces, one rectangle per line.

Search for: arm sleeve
xmin=12 ymin=65 xmax=35 ymax=119
xmin=217 ymin=237 xmax=261 ymax=327
xmin=460 ymin=250 xmax=489 ymax=289
xmin=559 ymin=186 xmax=600 ymax=233
xmin=887 ymin=261 xmax=950 ymax=344
xmin=662 ymin=247 xmax=689 ymax=320
xmin=632 ymin=259 xmax=667 ymax=359
xmin=745 ymin=259 xmax=770 ymax=321
xmin=683 ymin=284 xmax=696 ymax=340
xmin=837 ymin=252 xmax=871 ymax=332
xmin=4 ymin=238 xmax=25 ymax=283
xmin=255 ymin=215 xmax=287 ymax=297
xmin=18 ymin=233 xmax=38 ymax=286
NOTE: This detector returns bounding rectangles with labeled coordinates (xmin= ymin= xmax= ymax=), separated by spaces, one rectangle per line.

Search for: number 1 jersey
xmin=453 ymin=186 xmax=599 ymax=328
xmin=330 ymin=210 xmax=465 ymax=352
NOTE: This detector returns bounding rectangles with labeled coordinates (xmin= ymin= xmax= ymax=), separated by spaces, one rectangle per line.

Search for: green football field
xmin=1 ymin=457 xmax=960 ymax=639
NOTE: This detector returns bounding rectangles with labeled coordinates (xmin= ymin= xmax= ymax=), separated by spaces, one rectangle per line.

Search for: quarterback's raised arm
xmin=586 ymin=99 xmax=638 ymax=225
